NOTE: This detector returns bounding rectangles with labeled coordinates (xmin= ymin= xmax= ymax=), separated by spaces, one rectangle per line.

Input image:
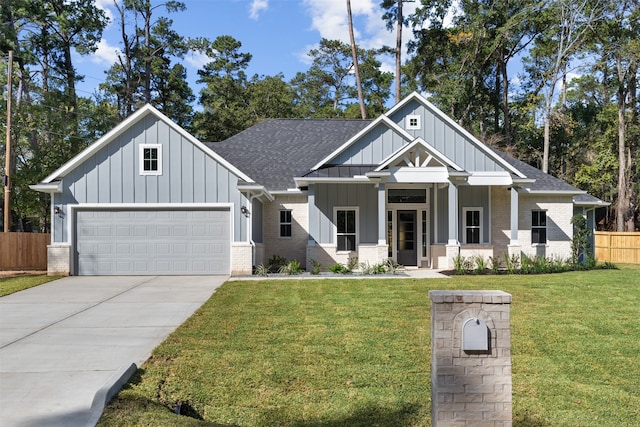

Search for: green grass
xmin=0 ymin=274 xmax=61 ymax=297
xmin=98 ymin=265 xmax=640 ymax=427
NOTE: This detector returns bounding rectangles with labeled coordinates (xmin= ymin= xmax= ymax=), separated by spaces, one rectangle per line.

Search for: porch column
xmin=447 ymin=182 xmax=459 ymax=245
xmin=375 ymin=183 xmax=388 ymax=262
xmin=508 ymin=187 xmax=521 ymax=258
xmin=377 ymin=183 xmax=386 ymax=246
xmin=445 ymin=182 xmax=460 ymax=267
xmin=306 ymin=184 xmax=317 ymax=271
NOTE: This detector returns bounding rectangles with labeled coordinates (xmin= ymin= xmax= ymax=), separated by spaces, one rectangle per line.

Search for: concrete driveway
xmin=0 ymin=275 xmax=227 ymax=427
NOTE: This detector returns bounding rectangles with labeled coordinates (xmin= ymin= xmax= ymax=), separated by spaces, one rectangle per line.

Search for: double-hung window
xmin=532 ymin=210 xmax=547 ymax=244
xmin=335 ymin=208 xmax=357 ymax=252
xmin=279 ymin=210 xmax=292 ymax=238
xmin=139 ymin=144 xmax=162 ymax=175
xmin=463 ymin=207 xmax=482 ymax=244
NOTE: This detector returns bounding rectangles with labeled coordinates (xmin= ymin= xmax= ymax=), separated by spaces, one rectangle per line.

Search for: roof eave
xmin=29 ymin=181 xmax=62 ymax=194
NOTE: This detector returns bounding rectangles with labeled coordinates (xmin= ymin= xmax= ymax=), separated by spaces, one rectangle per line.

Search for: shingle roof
xmin=205 ymin=119 xmax=372 ymax=191
xmin=206 ymin=119 xmax=607 ymax=206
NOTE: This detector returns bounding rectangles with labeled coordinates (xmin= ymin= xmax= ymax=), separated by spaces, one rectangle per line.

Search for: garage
xmin=75 ymin=209 xmax=230 ymax=275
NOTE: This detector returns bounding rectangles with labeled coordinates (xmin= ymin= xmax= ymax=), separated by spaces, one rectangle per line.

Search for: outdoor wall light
xmin=54 ymin=206 xmax=63 ymax=217
xmin=240 ymin=205 xmax=250 ymax=217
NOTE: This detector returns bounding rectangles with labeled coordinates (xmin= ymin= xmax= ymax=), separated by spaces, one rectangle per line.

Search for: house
xmin=31 ymin=93 xmax=607 ymax=276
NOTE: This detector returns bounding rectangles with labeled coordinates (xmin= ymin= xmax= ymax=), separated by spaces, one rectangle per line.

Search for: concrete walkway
xmin=0 ymin=275 xmax=227 ymax=427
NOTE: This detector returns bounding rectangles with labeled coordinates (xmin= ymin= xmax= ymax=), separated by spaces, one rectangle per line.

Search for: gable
xmin=56 ymin=114 xmax=244 ymax=205
xmin=328 ymin=120 xmax=410 ymax=166
xmin=34 ymin=104 xmax=255 ymax=206
xmin=385 ymin=98 xmax=509 ymax=173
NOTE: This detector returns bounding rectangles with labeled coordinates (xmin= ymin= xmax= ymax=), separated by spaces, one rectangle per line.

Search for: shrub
xmin=384 ymin=258 xmax=401 ymax=274
xmin=473 ymin=255 xmax=487 ymax=274
xmin=328 ymin=263 xmax=350 ymax=274
xmin=489 ymin=256 xmax=501 ymax=274
xmin=254 ymin=264 xmax=269 ymax=277
xmin=347 ymin=256 xmax=359 ymax=272
xmin=453 ymin=254 xmax=466 ymax=275
xmin=267 ymin=255 xmax=288 ymax=273
xmin=279 ymin=260 xmax=303 ymax=275
xmin=504 ymin=253 xmax=520 ymax=274
xmin=571 ymin=214 xmax=592 ymax=266
xmin=309 ymin=259 xmax=322 ymax=275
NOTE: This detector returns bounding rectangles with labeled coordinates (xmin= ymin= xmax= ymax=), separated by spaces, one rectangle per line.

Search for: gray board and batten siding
xmin=386 ymin=99 xmax=507 ymax=173
xmin=309 ymin=183 xmax=379 ymax=246
xmin=50 ymin=112 xmax=247 ymax=275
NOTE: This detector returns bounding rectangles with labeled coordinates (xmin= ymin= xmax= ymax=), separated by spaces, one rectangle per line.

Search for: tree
xmin=347 ymin=0 xmax=366 ymax=118
xmin=291 ymin=39 xmax=392 ymax=118
xmin=381 ymin=0 xmax=409 ymax=104
xmin=524 ymin=0 xmax=601 ymax=174
xmin=100 ymin=0 xmax=193 ymax=122
xmin=192 ymin=36 xmax=253 ymax=141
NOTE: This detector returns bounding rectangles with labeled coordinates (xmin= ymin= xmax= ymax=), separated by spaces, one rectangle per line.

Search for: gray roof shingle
xmin=206 ymin=119 xmax=607 ymax=206
xmin=205 ymin=119 xmax=372 ymax=191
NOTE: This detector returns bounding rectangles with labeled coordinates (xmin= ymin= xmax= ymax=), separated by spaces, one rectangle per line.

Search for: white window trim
xmin=531 ymin=210 xmax=548 ymax=245
xmin=139 ymin=144 xmax=162 ymax=176
xmin=334 ymin=206 xmax=359 ymax=253
xmin=462 ymin=207 xmax=483 ymax=245
xmin=279 ymin=209 xmax=292 ymax=239
xmin=406 ymin=115 xmax=421 ymax=130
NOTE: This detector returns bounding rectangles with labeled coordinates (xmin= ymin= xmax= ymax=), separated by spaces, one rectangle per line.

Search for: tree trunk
xmin=395 ymin=0 xmax=403 ymax=105
xmin=616 ymin=56 xmax=628 ymax=232
xmin=347 ymin=0 xmax=366 ymax=119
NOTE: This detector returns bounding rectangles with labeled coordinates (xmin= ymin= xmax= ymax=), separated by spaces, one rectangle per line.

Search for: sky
xmin=73 ymin=0 xmax=429 ymax=99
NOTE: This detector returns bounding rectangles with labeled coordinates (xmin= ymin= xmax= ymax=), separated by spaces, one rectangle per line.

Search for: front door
xmin=397 ymin=210 xmax=417 ymax=266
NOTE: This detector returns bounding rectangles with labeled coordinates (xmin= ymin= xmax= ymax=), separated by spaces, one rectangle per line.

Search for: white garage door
xmin=75 ymin=209 xmax=230 ymax=275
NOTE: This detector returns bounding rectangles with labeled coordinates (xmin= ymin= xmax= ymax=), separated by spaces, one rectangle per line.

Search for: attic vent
xmin=406 ymin=115 xmax=421 ymax=130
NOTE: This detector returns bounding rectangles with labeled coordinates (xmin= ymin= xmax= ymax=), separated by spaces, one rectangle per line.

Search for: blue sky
xmin=74 ymin=0 xmax=427 ymax=99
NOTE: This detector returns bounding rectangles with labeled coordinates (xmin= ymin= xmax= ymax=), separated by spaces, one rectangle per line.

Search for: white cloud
xmin=185 ymin=51 xmax=210 ymax=69
xmin=249 ymin=0 xmax=269 ymax=20
xmin=94 ymin=0 xmax=115 ymax=26
xmin=299 ymin=0 xmax=420 ymax=64
xmin=91 ymin=38 xmax=119 ymax=65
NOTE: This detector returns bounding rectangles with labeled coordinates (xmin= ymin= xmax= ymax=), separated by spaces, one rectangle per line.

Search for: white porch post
xmin=445 ymin=181 xmax=460 ymax=267
xmin=306 ymin=184 xmax=316 ymax=271
xmin=376 ymin=183 xmax=388 ymax=262
xmin=508 ymin=187 xmax=521 ymax=258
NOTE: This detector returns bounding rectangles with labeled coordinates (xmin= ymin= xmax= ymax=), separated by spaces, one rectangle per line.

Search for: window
xmin=139 ymin=144 xmax=162 ymax=175
xmin=279 ymin=210 xmax=292 ymax=238
xmin=406 ymin=115 xmax=421 ymax=130
xmin=463 ymin=207 xmax=482 ymax=244
xmin=388 ymin=188 xmax=426 ymax=204
xmin=532 ymin=210 xmax=547 ymax=244
xmin=335 ymin=208 xmax=357 ymax=251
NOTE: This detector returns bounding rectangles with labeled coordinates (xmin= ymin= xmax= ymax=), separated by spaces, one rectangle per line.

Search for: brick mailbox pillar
xmin=429 ymin=290 xmax=512 ymax=426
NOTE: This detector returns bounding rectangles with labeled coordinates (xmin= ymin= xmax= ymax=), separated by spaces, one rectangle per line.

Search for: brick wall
xmin=231 ymin=243 xmax=252 ymax=275
xmin=262 ymin=194 xmax=309 ymax=267
xmin=430 ymin=290 xmax=512 ymax=426
xmin=518 ymin=194 xmax=573 ymax=260
xmin=47 ymin=244 xmax=71 ymax=276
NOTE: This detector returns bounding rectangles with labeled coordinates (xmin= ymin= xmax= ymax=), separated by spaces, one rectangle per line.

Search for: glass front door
xmin=397 ymin=210 xmax=417 ymax=266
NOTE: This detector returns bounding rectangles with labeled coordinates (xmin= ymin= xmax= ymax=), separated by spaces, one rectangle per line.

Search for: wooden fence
xmin=595 ymin=231 xmax=640 ymax=264
xmin=0 ymin=233 xmax=50 ymax=270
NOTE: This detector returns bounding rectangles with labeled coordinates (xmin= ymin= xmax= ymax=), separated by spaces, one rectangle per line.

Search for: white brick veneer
xmin=262 ymin=194 xmax=309 ymax=267
xmin=518 ymin=194 xmax=574 ymax=260
xmin=231 ymin=243 xmax=253 ymax=275
xmin=47 ymin=244 xmax=71 ymax=276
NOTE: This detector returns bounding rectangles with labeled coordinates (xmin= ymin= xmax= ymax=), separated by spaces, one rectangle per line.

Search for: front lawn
xmin=99 ymin=265 xmax=640 ymax=426
xmin=0 ymin=274 xmax=61 ymax=297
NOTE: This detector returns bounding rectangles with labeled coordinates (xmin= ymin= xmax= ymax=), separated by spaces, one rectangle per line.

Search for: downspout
xmin=248 ymin=194 xmax=256 ymax=272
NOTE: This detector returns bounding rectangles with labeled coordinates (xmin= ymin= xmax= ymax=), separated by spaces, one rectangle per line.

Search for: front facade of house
xmin=32 ymin=93 xmax=606 ymax=276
